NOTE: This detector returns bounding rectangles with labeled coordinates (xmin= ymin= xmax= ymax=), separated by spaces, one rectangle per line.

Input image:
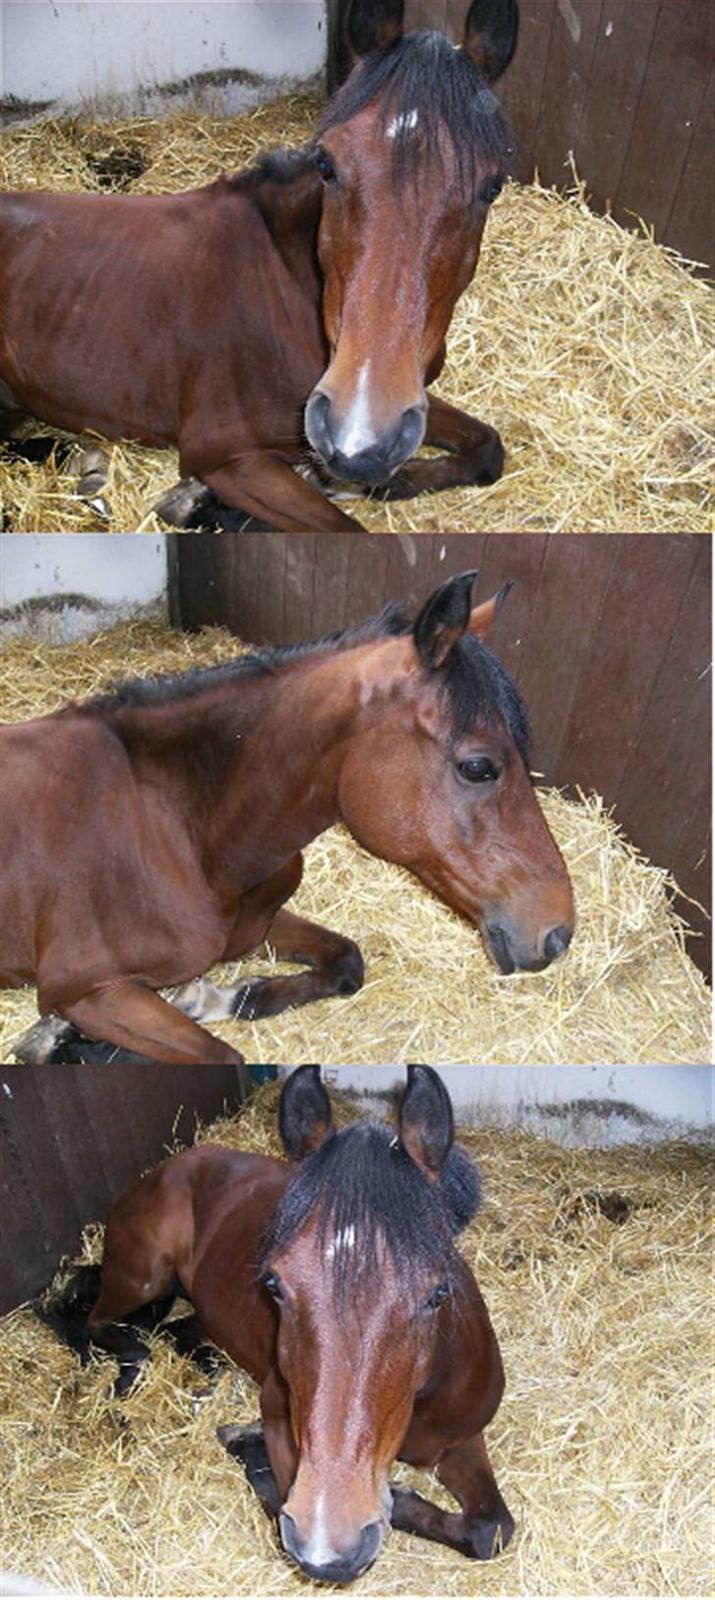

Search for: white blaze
xmin=337 ymin=361 xmax=377 ymax=458
xmin=301 ymin=1493 xmax=342 ymax=1569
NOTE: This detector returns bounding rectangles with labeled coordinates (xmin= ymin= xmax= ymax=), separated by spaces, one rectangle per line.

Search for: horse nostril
xmin=304 ymin=390 xmax=334 ymax=458
xmin=486 ymin=925 xmax=516 ymax=976
xmin=279 ymin=1511 xmax=300 ymax=1561
xmin=355 ymin=1521 xmax=383 ymax=1573
xmin=544 ymin=924 xmax=573 ymax=963
xmin=389 ymin=403 xmax=426 ymax=467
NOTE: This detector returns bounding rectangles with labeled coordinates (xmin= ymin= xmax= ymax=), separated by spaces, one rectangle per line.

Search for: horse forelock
xmin=441 ymin=635 xmax=531 ymax=766
xmin=260 ymin=1121 xmax=481 ymax=1308
xmin=320 ymin=30 xmax=513 ymax=192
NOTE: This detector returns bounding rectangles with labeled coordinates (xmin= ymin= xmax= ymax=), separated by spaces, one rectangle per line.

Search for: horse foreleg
xmin=377 ymin=395 xmax=504 ymax=501
xmin=50 ymin=979 xmax=250 ymax=1073
xmin=167 ymin=909 xmax=364 ymax=1023
xmin=186 ymin=453 xmax=364 ymax=533
xmin=391 ymin=1432 xmax=514 ymax=1560
xmin=219 ymin=1369 xmax=297 ymax=1518
xmin=218 ymin=1423 xmax=284 ymax=1518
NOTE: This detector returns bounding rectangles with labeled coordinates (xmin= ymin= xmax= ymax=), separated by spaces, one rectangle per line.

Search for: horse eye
xmin=425 ymin=1282 xmax=450 ymax=1311
xmin=261 ymin=1270 xmax=283 ymax=1300
xmin=316 ymin=147 xmax=337 ymax=183
xmin=455 ymin=756 xmax=499 ymax=785
xmin=480 ymin=175 xmax=504 ymax=205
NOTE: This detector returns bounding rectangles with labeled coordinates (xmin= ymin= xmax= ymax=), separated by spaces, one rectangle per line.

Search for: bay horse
xmin=2 ymin=570 xmax=574 ymax=1066
xmin=0 ymin=0 xmax=519 ymax=533
xmin=40 ymin=1064 xmax=515 ymax=1583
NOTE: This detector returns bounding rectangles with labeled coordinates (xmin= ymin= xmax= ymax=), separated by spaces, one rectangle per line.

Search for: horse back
xmin=106 ymin=1142 xmax=289 ymax=1381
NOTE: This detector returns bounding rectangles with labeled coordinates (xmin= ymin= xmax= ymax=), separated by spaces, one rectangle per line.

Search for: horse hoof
xmin=154 ymin=476 xmax=207 ymax=527
xmin=11 ymin=1012 xmax=74 ymax=1064
xmin=470 ymin=428 xmax=504 ymax=486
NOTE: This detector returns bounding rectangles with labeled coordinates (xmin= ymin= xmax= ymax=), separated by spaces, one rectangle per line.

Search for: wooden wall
xmin=331 ymin=0 xmax=714 ymax=270
xmin=173 ymin=532 xmax=712 ymax=978
xmin=0 ymin=1066 xmax=243 ymax=1312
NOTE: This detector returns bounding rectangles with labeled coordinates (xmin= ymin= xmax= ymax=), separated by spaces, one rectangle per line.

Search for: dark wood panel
xmin=613 ymin=0 xmax=712 ymax=246
xmin=572 ymin=0 xmax=661 ymax=216
xmin=515 ymin=534 xmax=618 ymax=775
xmin=552 ymin=537 xmax=701 ymax=797
xmin=532 ymin=0 xmax=606 ymax=194
xmin=0 ymin=1066 xmax=243 ymax=1313
xmin=175 ymin=531 xmax=711 ymax=978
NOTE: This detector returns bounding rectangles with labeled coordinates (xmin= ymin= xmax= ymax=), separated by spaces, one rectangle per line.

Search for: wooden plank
xmin=664 ymin=65 xmax=715 ymax=270
xmin=552 ymin=536 xmax=701 ymax=799
xmin=614 ymin=539 xmax=711 ymax=862
xmin=0 ymin=1067 xmax=243 ymax=1313
xmin=478 ymin=532 xmax=547 ymax=683
xmin=498 ymin=0 xmax=556 ymax=182
xmin=572 ymin=0 xmax=660 ymax=214
xmin=516 ymin=534 xmax=618 ymax=776
xmin=532 ymin=0 xmax=606 ymax=191
xmin=613 ymin=0 xmax=712 ymax=246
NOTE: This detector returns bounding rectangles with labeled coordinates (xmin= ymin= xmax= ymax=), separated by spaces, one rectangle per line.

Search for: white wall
xmin=0 ymin=533 xmax=168 ymax=641
xmin=3 ymin=1 xmax=327 ymax=118
xmin=316 ymin=1065 xmax=714 ymax=1146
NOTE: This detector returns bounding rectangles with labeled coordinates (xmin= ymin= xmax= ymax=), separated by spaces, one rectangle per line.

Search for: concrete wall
xmin=0 ymin=533 xmax=168 ymax=641
xmin=316 ymin=1065 xmax=714 ymax=1147
xmin=2 ymin=1 xmax=328 ymax=119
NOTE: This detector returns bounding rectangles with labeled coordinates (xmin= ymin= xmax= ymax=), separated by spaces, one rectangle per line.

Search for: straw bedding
xmin=0 ymin=1081 xmax=712 ymax=1596
xmin=0 ymin=619 xmax=710 ymax=1066
xmin=1 ymin=96 xmax=712 ymax=534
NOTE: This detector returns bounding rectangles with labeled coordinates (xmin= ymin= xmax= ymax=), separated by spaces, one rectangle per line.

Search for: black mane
xmin=261 ymin=1121 xmax=481 ymax=1306
xmin=230 ymin=30 xmax=512 ymax=199
xmin=77 ymin=602 xmax=530 ymax=764
xmin=321 ymin=30 xmax=512 ymax=192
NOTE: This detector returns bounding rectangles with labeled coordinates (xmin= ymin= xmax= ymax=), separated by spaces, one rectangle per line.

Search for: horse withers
xmin=41 ymin=1065 xmax=515 ymax=1583
xmin=2 ymin=571 xmax=575 ymax=1066
xmin=0 ymin=1 xmax=519 ymax=532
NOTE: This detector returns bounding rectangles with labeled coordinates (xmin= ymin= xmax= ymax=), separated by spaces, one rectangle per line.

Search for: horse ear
xmin=413 ymin=570 xmax=479 ymax=671
xmin=278 ymin=1065 xmax=335 ymax=1161
xmin=347 ymin=0 xmax=405 ymax=56
xmin=463 ymin=0 xmax=520 ymax=82
xmin=468 ymin=579 xmax=513 ymax=640
xmin=398 ymin=1065 xmax=454 ymax=1182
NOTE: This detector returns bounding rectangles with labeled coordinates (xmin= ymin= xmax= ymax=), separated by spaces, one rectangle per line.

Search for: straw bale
xmin=1 ymin=98 xmax=712 ymax=534
xmin=0 ymin=1083 xmax=712 ymax=1596
xmin=0 ymin=620 xmax=710 ymax=1066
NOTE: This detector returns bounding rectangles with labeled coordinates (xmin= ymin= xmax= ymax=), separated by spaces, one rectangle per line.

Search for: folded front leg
xmin=190 ymin=451 xmax=364 ymax=532
xmin=46 ymin=978 xmax=250 ymax=1070
xmin=167 ymin=909 xmax=364 ymax=1024
xmin=391 ymin=1432 xmax=514 ymax=1560
xmin=378 ymin=394 xmax=504 ymax=501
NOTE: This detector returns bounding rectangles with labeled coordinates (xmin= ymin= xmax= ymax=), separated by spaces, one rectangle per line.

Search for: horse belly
xmin=0 ymin=193 xmax=184 ymax=443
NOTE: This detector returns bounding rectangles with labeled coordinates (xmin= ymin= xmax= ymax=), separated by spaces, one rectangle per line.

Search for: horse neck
xmin=251 ymin=165 xmax=324 ymax=294
xmin=106 ymin=645 xmax=396 ymax=887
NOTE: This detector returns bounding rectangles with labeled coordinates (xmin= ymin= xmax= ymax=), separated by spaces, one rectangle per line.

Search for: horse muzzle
xmin=279 ymin=1511 xmax=384 ymax=1584
xmin=305 ymin=389 xmax=426 ymax=486
xmin=485 ymin=920 xmax=573 ymax=975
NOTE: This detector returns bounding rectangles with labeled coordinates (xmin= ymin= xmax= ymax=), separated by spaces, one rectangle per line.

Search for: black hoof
xmin=469 ymin=428 xmax=504 ymax=486
xmin=466 ymin=1505 xmax=515 ymax=1560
